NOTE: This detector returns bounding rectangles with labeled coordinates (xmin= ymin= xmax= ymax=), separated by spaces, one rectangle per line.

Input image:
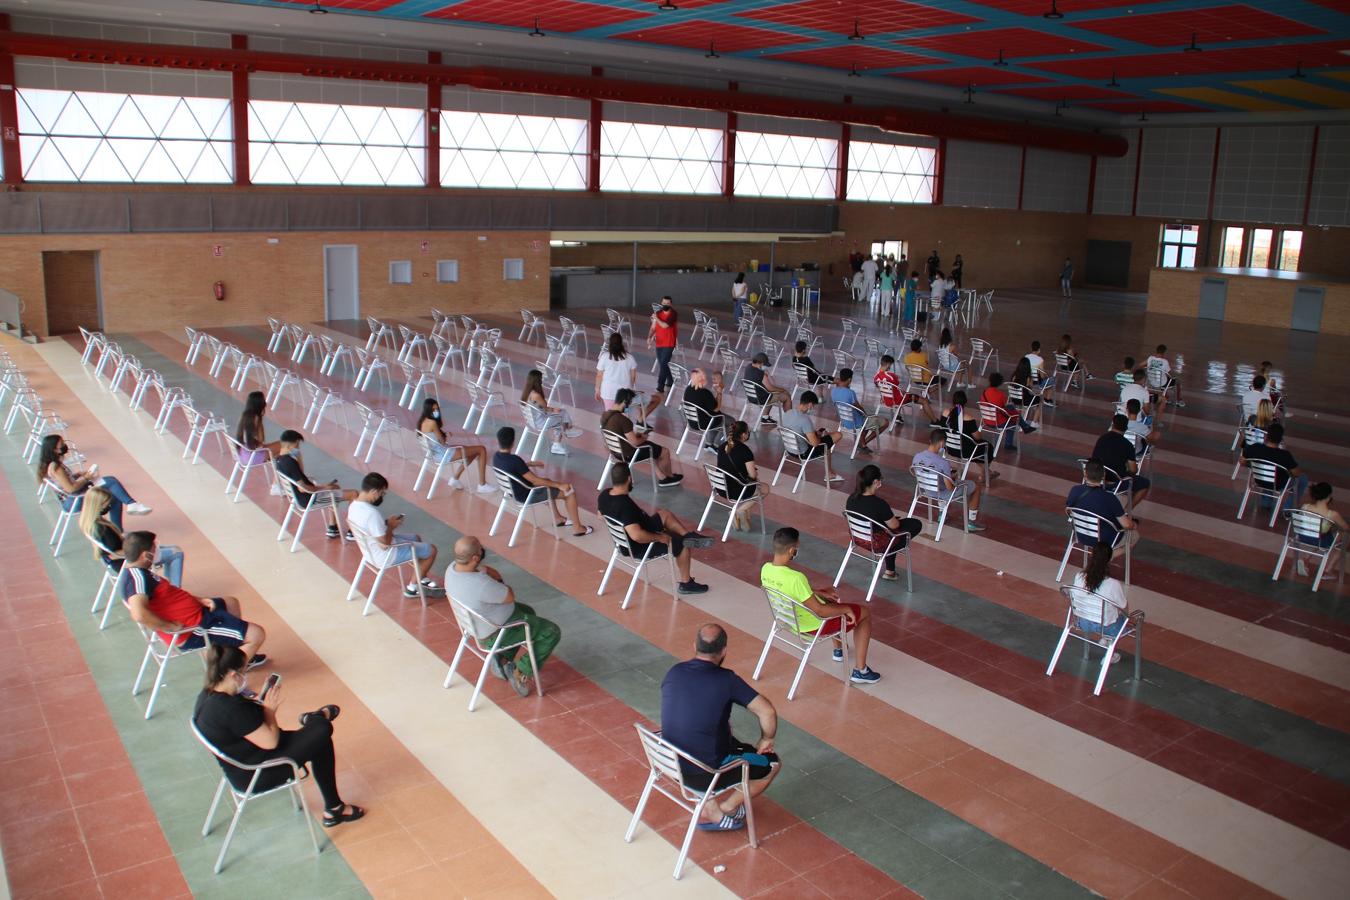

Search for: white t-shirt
xmin=1120 ymin=383 xmax=1150 ymax=410
xmin=1146 ymin=355 xmax=1171 ymax=377
xmin=347 ymin=500 xmax=392 ymax=566
xmin=1242 ymin=387 xmax=1271 ymax=419
xmin=731 ymin=281 xmax=748 ymax=300
xmin=1026 ymin=352 xmax=1045 ymax=376
xmin=860 ymin=259 xmax=878 ymax=280
xmin=443 ymin=566 xmax=513 ymax=639
xmin=930 ymin=277 xmax=946 ymax=300
xmin=1072 ymin=572 xmax=1126 ymax=627
xmin=596 ymin=353 xmax=637 ymax=406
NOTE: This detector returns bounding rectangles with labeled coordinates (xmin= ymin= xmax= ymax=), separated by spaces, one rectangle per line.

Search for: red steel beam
xmin=1085 ymin=155 xmax=1097 ymax=214
xmin=230 ymin=33 xmax=248 ymax=186
xmin=0 ymin=14 xmax=23 ymax=185
xmin=723 ymin=81 xmax=737 ymax=199
xmin=1302 ymin=124 xmax=1319 ymax=227
xmin=934 ymin=137 xmax=947 ymax=205
xmin=587 ymin=66 xmax=602 ymax=193
xmin=1205 ymin=126 xmax=1221 ymax=222
xmin=426 ymin=51 xmax=441 ymax=189
xmin=1130 ymin=128 xmax=1144 ymax=216
xmin=1016 ymin=145 xmax=1027 ymax=210
xmin=0 ymin=29 xmax=1127 ymax=158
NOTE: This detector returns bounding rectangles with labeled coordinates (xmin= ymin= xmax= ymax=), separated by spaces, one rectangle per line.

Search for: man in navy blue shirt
xmin=660 ymin=624 xmax=780 ymax=831
xmin=1090 ymin=415 xmax=1151 ymax=508
xmin=1066 ymin=459 xmax=1137 ymax=550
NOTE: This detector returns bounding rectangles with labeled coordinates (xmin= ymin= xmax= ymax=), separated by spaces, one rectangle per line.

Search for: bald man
xmin=442 ymin=535 xmax=561 ymax=697
xmin=660 ymin=624 xmax=780 ymax=831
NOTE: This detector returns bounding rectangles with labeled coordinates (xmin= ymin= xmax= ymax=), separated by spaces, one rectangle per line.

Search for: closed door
xmin=1291 ymin=286 xmax=1324 ymax=333
xmin=323 ymin=245 xmax=359 ymax=321
xmin=1198 ymin=278 xmax=1227 ymax=320
xmin=43 ymin=250 xmax=101 ymax=334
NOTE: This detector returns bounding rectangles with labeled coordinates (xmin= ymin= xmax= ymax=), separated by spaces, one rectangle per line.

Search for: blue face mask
xmin=431 ymin=410 xmax=441 ymax=420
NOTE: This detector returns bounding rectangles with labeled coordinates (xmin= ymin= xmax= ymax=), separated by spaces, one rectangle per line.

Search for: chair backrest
xmin=843 ymin=509 xmax=882 ymax=544
xmin=600 ymin=429 xmax=629 ymax=460
xmin=1289 ymin=509 xmax=1333 ymax=544
xmin=519 ymin=400 xmax=548 ymax=430
xmin=906 ymin=364 xmax=934 ymax=386
xmin=977 ymin=401 xmax=1005 ymax=427
xmin=1248 ymin=458 xmax=1287 ymax=487
xmin=743 ymin=378 xmax=767 ymax=404
xmin=1061 ymin=584 xmax=1117 ymax=631
xmin=911 ymin=464 xmax=946 ymax=496
xmin=1067 ymin=507 xmax=1110 ymax=543
xmin=779 ymin=427 xmax=810 ymax=456
xmin=345 ymin=522 xmax=380 ymax=565
xmin=602 ymin=514 xmax=634 ymax=554
xmin=1005 ymin=382 xmax=1026 ymax=403
xmin=1241 ymin=425 xmax=1266 ymax=446
xmin=680 ymin=400 xmax=707 ymax=429
xmin=970 ymin=338 xmax=990 ymax=354
xmin=491 ymin=465 xmax=533 ymax=503
xmin=763 ymin=586 xmax=820 ymax=640
xmin=703 ymin=463 xmax=747 ymax=499
xmin=416 ymin=430 xmax=448 ymax=461
xmin=793 ymin=362 xmax=815 ymax=387
xmin=633 ymin=725 xmax=697 ymax=791
xmin=447 ymin=595 xmax=499 ymax=653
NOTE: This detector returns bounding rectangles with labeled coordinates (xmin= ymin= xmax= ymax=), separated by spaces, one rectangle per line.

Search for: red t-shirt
xmin=653 ymin=308 xmax=678 ymax=349
xmin=980 ymin=387 xmax=1015 ymax=425
xmin=122 ymin=566 xmax=205 ymax=644
xmin=874 ymin=370 xmax=901 ymax=407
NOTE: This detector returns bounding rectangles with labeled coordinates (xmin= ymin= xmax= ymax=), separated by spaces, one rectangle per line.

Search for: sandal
xmin=571 ymin=525 xmax=594 ymax=537
xmin=299 ymin=704 xmax=341 ymax=727
xmin=697 ymin=814 xmax=745 ymax=832
xmin=322 ymin=803 xmax=366 ymax=828
xmin=554 ymin=518 xmax=573 ymax=528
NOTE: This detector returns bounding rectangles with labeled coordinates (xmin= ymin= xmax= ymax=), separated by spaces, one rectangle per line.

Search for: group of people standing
xmin=850 ymin=249 xmax=964 ymax=321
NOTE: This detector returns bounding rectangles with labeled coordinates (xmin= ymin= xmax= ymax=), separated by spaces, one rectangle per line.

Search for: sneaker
xmin=850 ymin=667 xmax=881 ymax=684
xmin=881 ymin=570 xmax=898 ymax=581
xmin=1109 ymin=652 xmax=1122 ymax=664
xmin=965 ymin=520 xmax=986 ymax=533
xmin=448 ymin=477 xmax=465 ymax=491
xmin=476 ymin=482 xmax=499 ymax=494
xmin=658 ymin=474 xmax=685 ymax=487
xmin=832 ymin=648 xmax=844 ymax=663
xmin=856 ymin=445 xmax=874 ymax=456
xmin=496 ymin=658 xmax=515 ymax=682
xmin=550 ymin=442 xmax=569 ymax=455
xmin=759 ymin=417 xmax=778 ymax=427
xmin=511 ymin=670 xmax=533 ymax=697
xmin=564 ymin=427 xmax=583 ymax=439
xmin=325 ymin=525 xmax=340 ymax=539
xmin=269 ymin=482 xmax=284 ymax=497
xmin=344 ymin=530 xmax=355 ymax=542
xmin=245 ymin=653 xmax=269 ymax=671
xmin=677 ymin=580 xmax=709 ymax=595
xmin=682 ymin=532 xmax=715 ymax=550
xmin=1295 ymin=558 xmax=1309 ymax=578
xmin=1023 ymin=423 xmax=1038 ymax=433
xmin=1174 ymin=400 xmax=1187 ymax=408
xmin=125 ymin=502 xmax=153 ymax=516
xmin=825 ymin=473 xmax=845 ymax=483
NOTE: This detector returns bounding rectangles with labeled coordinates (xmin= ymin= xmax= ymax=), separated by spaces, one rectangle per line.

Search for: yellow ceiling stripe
xmin=1232 ymin=79 xmax=1350 ymax=109
xmin=1156 ymin=86 xmax=1297 ymax=111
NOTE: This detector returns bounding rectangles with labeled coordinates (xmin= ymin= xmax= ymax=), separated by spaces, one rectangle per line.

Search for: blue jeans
xmin=387 ymin=532 xmax=433 ymax=566
xmin=65 ymin=475 xmax=135 ymax=530
xmin=156 ymin=544 xmax=185 ymax=587
xmin=655 ymin=346 xmax=674 ymax=394
xmin=1266 ymin=474 xmax=1309 ymax=514
xmin=1075 ymin=615 xmax=1125 ymax=639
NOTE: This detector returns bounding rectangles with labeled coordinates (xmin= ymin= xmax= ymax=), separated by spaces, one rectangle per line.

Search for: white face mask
xmin=234 ymin=672 xmax=249 ymax=694
xmin=431 ymin=410 xmax=441 ymax=420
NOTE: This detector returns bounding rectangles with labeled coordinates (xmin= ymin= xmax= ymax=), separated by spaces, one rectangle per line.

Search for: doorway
xmin=323 ymin=245 xmax=360 ymax=321
xmin=42 ymin=250 xmax=101 ymax=335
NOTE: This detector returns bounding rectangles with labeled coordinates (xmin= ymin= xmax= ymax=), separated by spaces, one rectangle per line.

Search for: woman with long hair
xmin=416 ymin=398 xmax=495 ymax=493
xmin=236 ymin=391 xmax=280 ymax=465
xmin=37 ymin=434 xmax=150 ymax=528
xmin=194 ymin=645 xmax=364 ymax=829
xmin=714 ymin=420 xmax=770 ymax=531
xmin=595 ymin=332 xmax=646 ymax=428
xmin=845 ymin=465 xmax=922 ymax=581
xmin=78 ymin=486 xmax=184 ymax=585
xmin=732 ymin=271 xmax=749 ymax=321
xmin=1252 ymin=398 xmax=1278 ymax=430
xmin=940 ymin=390 xmax=996 ymax=482
xmin=1010 ymin=356 xmax=1043 ymax=421
xmin=1072 ymin=543 xmax=1130 ymax=661
xmin=521 ymin=368 xmax=581 ymax=456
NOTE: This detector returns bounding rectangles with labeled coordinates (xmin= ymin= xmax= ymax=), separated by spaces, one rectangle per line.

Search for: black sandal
xmin=322 ymin=803 xmax=365 ymax=828
xmin=299 ymin=704 xmax=341 ymax=727
xmin=571 ymin=525 xmax=594 ymax=537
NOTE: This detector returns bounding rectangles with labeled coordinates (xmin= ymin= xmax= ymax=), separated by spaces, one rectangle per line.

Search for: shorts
xmin=1298 ymin=532 xmax=1337 ymax=549
xmin=682 ymin=740 xmax=781 ymax=793
xmin=1075 ymin=615 xmax=1125 ymax=639
xmin=238 ymin=448 xmax=268 ymax=466
xmin=799 ymin=435 xmax=833 ymax=459
xmin=1110 ymin=476 xmax=1150 ymax=495
xmin=809 ymin=602 xmax=862 ymax=638
xmin=626 ymin=442 xmax=664 ymax=462
xmin=178 ymin=598 xmax=248 ymax=650
xmin=387 ymin=532 xmax=434 ymax=566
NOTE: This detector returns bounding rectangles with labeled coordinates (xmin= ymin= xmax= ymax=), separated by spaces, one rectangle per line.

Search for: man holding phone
xmin=347 ymin=472 xmax=442 ymax=598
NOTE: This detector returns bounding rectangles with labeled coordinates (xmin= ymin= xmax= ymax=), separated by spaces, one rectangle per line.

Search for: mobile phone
xmin=258 ymin=672 xmax=281 ymax=702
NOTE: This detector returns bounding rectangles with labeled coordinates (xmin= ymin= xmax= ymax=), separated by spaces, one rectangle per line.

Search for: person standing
xmin=926 ymin=250 xmax=941 ymax=282
xmin=731 ymin=272 xmax=749 ymax=321
xmin=951 ymin=254 xmax=964 ymax=290
xmin=878 ymin=266 xmax=894 ymax=317
xmin=1060 ymin=257 xmax=1074 ymax=298
xmin=904 ymin=270 xmax=920 ymax=324
xmin=859 ymin=254 xmax=878 ymax=305
xmin=649 ymin=294 xmax=678 ymax=416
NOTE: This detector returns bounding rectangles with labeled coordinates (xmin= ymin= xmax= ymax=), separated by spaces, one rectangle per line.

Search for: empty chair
xmin=318 ymin=336 xmax=359 ymax=380
xmin=78 ymin=326 xmax=106 ymax=365
xmin=128 ymin=366 xmax=164 ymax=412
xmin=518 ymin=309 xmax=548 ymax=344
xmin=182 ymin=407 xmax=229 ymax=464
xmin=430 ymin=332 xmax=465 ymax=376
xmin=364 ymin=315 xmax=396 ymax=354
xmin=1045 ymin=583 xmax=1144 ymax=697
xmin=476 ymin=346 xmax=515 ymax=394
xmin=352 ymin=347 xmax=392 ymax=393
xmin=397 ymin=325 xmax=431 ymax=367
xmin=462 ymin=381 xmax=502 ymax=435
xmin=291 ymin=330 xmax=323 ymax=368
xmin=265 ymin=316 xmax=293 ymax=355
xmin=301 ymin=380 xmax=345 ymax=434
xmin=397 ymin=361 xmax=439 ymax=410
xmin=443 ymin=597 xmax=545 ymax=712
xmin=968 ymin=338 xmax=998 ymax=378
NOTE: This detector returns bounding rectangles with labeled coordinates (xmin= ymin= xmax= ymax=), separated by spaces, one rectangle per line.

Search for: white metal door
xmin=323 ymin=245 xmax=360 ymax=321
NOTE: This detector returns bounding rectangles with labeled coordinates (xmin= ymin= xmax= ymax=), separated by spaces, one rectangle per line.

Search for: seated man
xmin=780 ymin=391 xmax=844 ymax=483
xmin=743 ymin=352 xmax=791 ymax=426
xmin=1114 ymin=356 xmax=1137 ymax=391
xmin=980 ymin=372 xmax=1035 ymax=450
xmin=792 ymin=340 xmax=829 ymax=388
xmin=830 ymin=368 xmax=887 ymax=454
xmin=273 ymin=429 xmax=357 ymax=540
xmin=1026 ymin=340 xmax=1046 ymax=381
xmin=873 ymin=355 xmax=905 ymax=422
xmin=762 ymin=527 xmax=880 ymax=683
xmin=1242 ymin=375 xmax=1272 ymax=422
xmin=1146 ymin=344 xmax=1185 ymax=407
xmin=682 ymin=368 xmax=728 ymax=446
xmin=598 ymin=463 xmax=711 ymax=594
xmin=347 ymin=472 xmax=442 ymax=597
xmin=661 ymin=624 xmax=780 ymax=831
xmin=121 ymin=530 xmax=267 ymax=665
xmin=491 ymin=427 xmax=593 ymax=537
xmin=1242 ymin=422 xmax=1307 ymax=513
xmin=1092 ymin=415 xmax=1151 ymax=508
xmin=902 ymin=339 xmax=928 ymax=376
xmin=1124 ymin=398 xmax=1159 ymax=446
xmin=1120 ymin=368 xmax=1155 ymax=422
xmin=1067 ymin=460 xmax=1137 ymax=554
xmin=444 ymin=535 xmax=560 ymax=697
xmin=601 ymin=388 xmax=684 ymax=487
xmin=913 ymin=428 xmax=985 ymax=532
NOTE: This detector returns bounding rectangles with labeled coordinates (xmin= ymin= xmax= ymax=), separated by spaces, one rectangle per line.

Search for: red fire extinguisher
xmin=213 ymin=281 xmax=225 ymax=302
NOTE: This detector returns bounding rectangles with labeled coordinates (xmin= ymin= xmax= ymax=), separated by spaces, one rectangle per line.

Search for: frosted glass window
xmin=1221 ymin=227 xmax=1245 ymax=267
xmin=1159 ymin=223 xmax=1200 ymax=269
xmin=735 ymin=132 xmax=837 ymax=199
xmin=436 ymin=260 xmax=460 ymax=283
xmin=1249 ymin=229 xmax=1274 ymax=268
xmin=249 ymin=100 xmax=425 ymax=186
xmin=441 ymin=111 xmax=587 ymax=190
xmin=1277 ymin=231 xmax=1302 ymax=272
xmin=17 ymin=88 xmax=232 ymax=183
xmin=503 ymin=258 xmax=524 ymax=281
xmin=599 ymin=121 xmax=723 ymax=195
xmin=389 ymin=260 xmax=412 ymax=284
xmin=847 ymin=140 xmax=935 ymax=204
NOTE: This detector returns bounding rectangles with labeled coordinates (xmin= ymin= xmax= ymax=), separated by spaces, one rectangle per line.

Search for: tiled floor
xmin=0 ymin=287 xmax=1346 ymax=899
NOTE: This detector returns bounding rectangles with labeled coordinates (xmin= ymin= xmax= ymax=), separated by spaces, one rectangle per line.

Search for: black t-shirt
xmin=492 ymin=451 xmax=531 ymax=501
xmin=193 ymin=689 xmax=268 ymax=786
xmin=795 ymin=356 xmax=823 ymax=383
xmin=1091 ymin=432 xmax=1137 ymax=482
xmin=92 ymin=521 xmax=122 ymax=564
xmin=714 ymin=442 xmax=755 ymax=494
xmin=598 ymin=489 xmax=658 ymax=553
xmin=274 ymin=453 xmax=314 ymax=507
xmin=683 ymin=386 xmax=719 ymax=427
xmin=660 ymin=658 xmax=759 ymax=775
xmin=846 ymin=493 xmax=894 ymax=531
xmin=743 ymin=364 xmax=767 ymax=401
xmin=1243 ymin=443 xmax=1299 ymax=489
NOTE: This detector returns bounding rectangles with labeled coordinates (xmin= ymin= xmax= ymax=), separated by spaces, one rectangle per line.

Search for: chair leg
xmin=696 ymin=493 xmax=716 ymax=532
xmin=1054 ymin=538 xmax=1074 ymax=582
xmin=202 ymin=776 xmax=227 ymax=836
xmin=672 ymin=797 xmax=707 ymax=880
xmin=1045 ymin=627 xmax=1070 ymax=677
xmin=488 ymin=497 xmax=509 ymax=538
xmin=508 ymin=506 xmax=528 ymax=548
xmin=623 ymin=771 xmax=659 ymax=843
xmin=621 ymin=565 xmax=643 ymax=611
xmin=786 ymin=645 xmax=813 ymax=701
xmin=143 ymin=650 xmax=175 ymax=719
xmin=442 ymin=636 xmax=470 ymax=689
xmin=213 ymin=793 xmax=249 ymax=874
xmin=597 ymin=549 xmax=619 ymax=597
xmin=833 ymin=545 xmax=853 ymax=587
xmin=752 ymin=625 xmax=776 ymax=681
xmin=360 ymin=566 xmax=388 ymax=616
xmin=467 ymin=653 xmax=493 ymax=712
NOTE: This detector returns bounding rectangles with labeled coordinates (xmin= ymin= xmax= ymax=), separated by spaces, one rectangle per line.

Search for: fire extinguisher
xmin=213 ymin=281 xmax=225 ymax=302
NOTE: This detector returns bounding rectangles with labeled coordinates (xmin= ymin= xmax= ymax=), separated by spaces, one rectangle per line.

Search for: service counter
xmin=553 ymin=269 xmax=820 ymax=311
xmin=1147 ymin=267 xmax=1350 ymax=335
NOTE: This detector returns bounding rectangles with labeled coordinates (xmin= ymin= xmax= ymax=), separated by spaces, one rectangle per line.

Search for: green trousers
xmin=491 ymin=602 xmax=560 ymax=678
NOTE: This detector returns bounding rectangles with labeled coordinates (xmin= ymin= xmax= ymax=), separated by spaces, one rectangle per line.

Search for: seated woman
xmin=714 ymin=420 xmax=770 ymax=531
xmin=37 ymin=434 xmax=151 ymax=528
xmin=236 ymin=391 xmax=281 ymax=465
xmin=78 ymin=486 xmax=183 ymax=584
xmin=1297 ymin=482 xmax=1348 ymax=577
xmin=1071 ymin=543 xmax=1132 ymax=663
xmin=941 ymin=391 xmax=997 ymax=482
xmin=1010 ymin=357 xmax=1045 ymax=422
xmin=936 ymin=328 xmax=963 ymax=387
xmin=521 ymin=368 xmax=581 ymax=457
xmin=1248 ymin=398 xmax=1279 ymax=430
xmin=416 ymin=398 xmax=496 ymax=493
xmin=193 ymin=646 xmax=364 ymax=828
xmin=845 ymin=466 xmax=922 ymax=582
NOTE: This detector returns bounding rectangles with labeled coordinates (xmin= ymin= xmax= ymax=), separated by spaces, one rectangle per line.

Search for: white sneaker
xmin=563 ymin=427 xmax=583 ymax=439
xmin=550 ymin=442 xmax=569 ymax=455
xmin=1110 ymin=652 xmax=1122 ymax=664
xmin=125 ymin=502 xmax=153 ymax=516
xmin=448 ymin=477 xmax=465 ymax=491
xmin=476 ymin=482 xmax=498 ymax=494
xmin=269 ymin=482 xmax=284 ymax=496
xmin=1295 ymin=558 xmax=1309 ymax=578
xmin=825 ymin=473 xmax=845 ymax=483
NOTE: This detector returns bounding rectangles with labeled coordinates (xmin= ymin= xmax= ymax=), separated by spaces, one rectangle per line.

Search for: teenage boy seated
xmin=347 ymin=472 xmax=442 ymax=597
xmin=780 ymin=391 xmax=844 ymax=483
xmin=597 ymin=463 xmax=712 ymax=594
xmin=491 ymin=427 xmax=593 ymax=537
xmin=792 ymin=340 xmax=829 ymax=388
xmin=830 ymin=368 xmax=886 ymax=454
xmin=600 ymin=388 xmax=684 ymax=487
xmin=273 ymin=430 xmax=357 ymax=540
xmin=743 ymin=352 xmax=791 ymax=425
xmin=1091 ymin=415 xmax=1151 ymax=508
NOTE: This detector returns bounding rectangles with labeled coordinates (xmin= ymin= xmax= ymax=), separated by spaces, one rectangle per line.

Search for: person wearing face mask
xmin=121 ymin=530 xmax=267 ymax=665
xmin=194 ymin=645 xmax=364 ymax=828
xmin=648 ymin=294 xmax=679 ymax=416
xmin=274 ymin=430 xmax=358 ymax=540
xmin=601 ymin=388 xmax=683 ymax=487
xmin=36 ymin=433 xmax=151 ymax=528
xmin=417 ymin=398 xmax=496 ymax=494
xmin=347 ymin=473 xmax=443 ymax=598
xmin=78 ymin=486 xmax=185 ymax=585
xmin=760 ymin=527 xmax=879 ymax=684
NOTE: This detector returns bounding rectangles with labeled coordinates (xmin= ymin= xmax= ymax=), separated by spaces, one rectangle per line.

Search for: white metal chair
xmin=443 ymin=597 xmax=544 ymax=712
xmin=128 ymin=367 xmax=164 ymax=412
xmin=430 ymin=332 xmax=466 ymax=376
xmin=397 ymin=325 xmax=431 ymax=367
xmin=943 ymin=428 xmax=989 ymax=487
xmin=751 ymin=586 xmax=850 ymax=701
xmin=291 ymin=329 xmax=323 ymax=368
xmin=364 ymin=315 xmax=396 ymax=354
xmin=597 ymin=429 xmax=660 ymax=492
xmin=275 ymin=472 xmax=343 ymax=553
xmin=1230 ymin=425 xmax=1267 ymax=478
xmin=487 ymin=467 xmax=562 ymax=549
xmin=906 ymin=464 xmax=971 ymax=543
xmin=1236 ymin=459 xmax=1291 ymax=528
xmin=265 ymin=316 xmax=293 ymax=355
xmin=476 ymin=346 xmax=516 ymax=395
xmin=1272 ymin=509 xmax=1345 ymax=592
xmin=191 ymin=720 xmax=322 ymax=874
xmin=771 ymin=427 xmax=832 ymax=494
xmin=1055 ymin=507 xmax=1131 ymax=586
xmin=78 ymin=326 xmax=106 ymax=365
xmin=597 ymin=515 xmax=678 ymax=610
xmin=318 ymin=336 xmax=359 ymax=380
xmin=675 ymin=400 xmax=723 ymax=458
xmin=968 ymin=338 xmax=998 ymax=378
xmin=833 ymin=401 xmax=885 ymax=460
xmin=351 ymin=402 xmax=401 ymax=463
xmin=346 ymin=523 xmax=428 ymax=617
xmin=182 ymin=407 xmax=229 ymax=464
xmin=1045 ymin=584 xmax=1144 ymax=696
xmin=301 ymin=380 xmax=345 ymax=434
xmin=462 ymin=381 xmax=502 ymax=435
xmin=624 ymin=725 xmax=759 ymax=881
xmin=84 ymin=534 xmax=128 ymax=630
xmin=538 ymin=362 xmax=575 ymax=407
xmin=834 ymin=511 xmax=913 ymax=599
xmin=42 ymin=478 xmax=82 ymax=558
xmin=397 ymin=361 xmax=439 ymax=410
xmin=976 ymin=401 xmax=1016 ymax=457
xmin=352 ymin=347 xmax=392 ymax=393
xmin=697 ymin=465 xmax=765 ymax=542
xmin=131 ymin=617 xmax=206 ymax=720
xmin=1055 ymin=352 xmax=1086 ymax=395
xmin=518 ymin=309 xmax=548 ymax=344
xmin=223 ymin=435 xmax=274 ymax=502
xmin=21 ymin=410 xmax=67 ymax=463
xmin=1005 ymin=381 xmax=1046 ymax=427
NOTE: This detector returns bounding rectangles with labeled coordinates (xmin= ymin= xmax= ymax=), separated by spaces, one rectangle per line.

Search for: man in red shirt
xmin=980 ymin=372 xmax=1036 ymax=451
xmin=121 ymin=530 xmax=268 ymax=665
xmin=648 ymin=295 xmax=679 ymax=417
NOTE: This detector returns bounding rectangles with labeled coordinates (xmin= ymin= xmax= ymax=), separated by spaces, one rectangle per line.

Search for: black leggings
xmin=245 ymin=715 xmax=342 ymax=810
xmin=885 ymin=519 xmax=923 ymax=572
